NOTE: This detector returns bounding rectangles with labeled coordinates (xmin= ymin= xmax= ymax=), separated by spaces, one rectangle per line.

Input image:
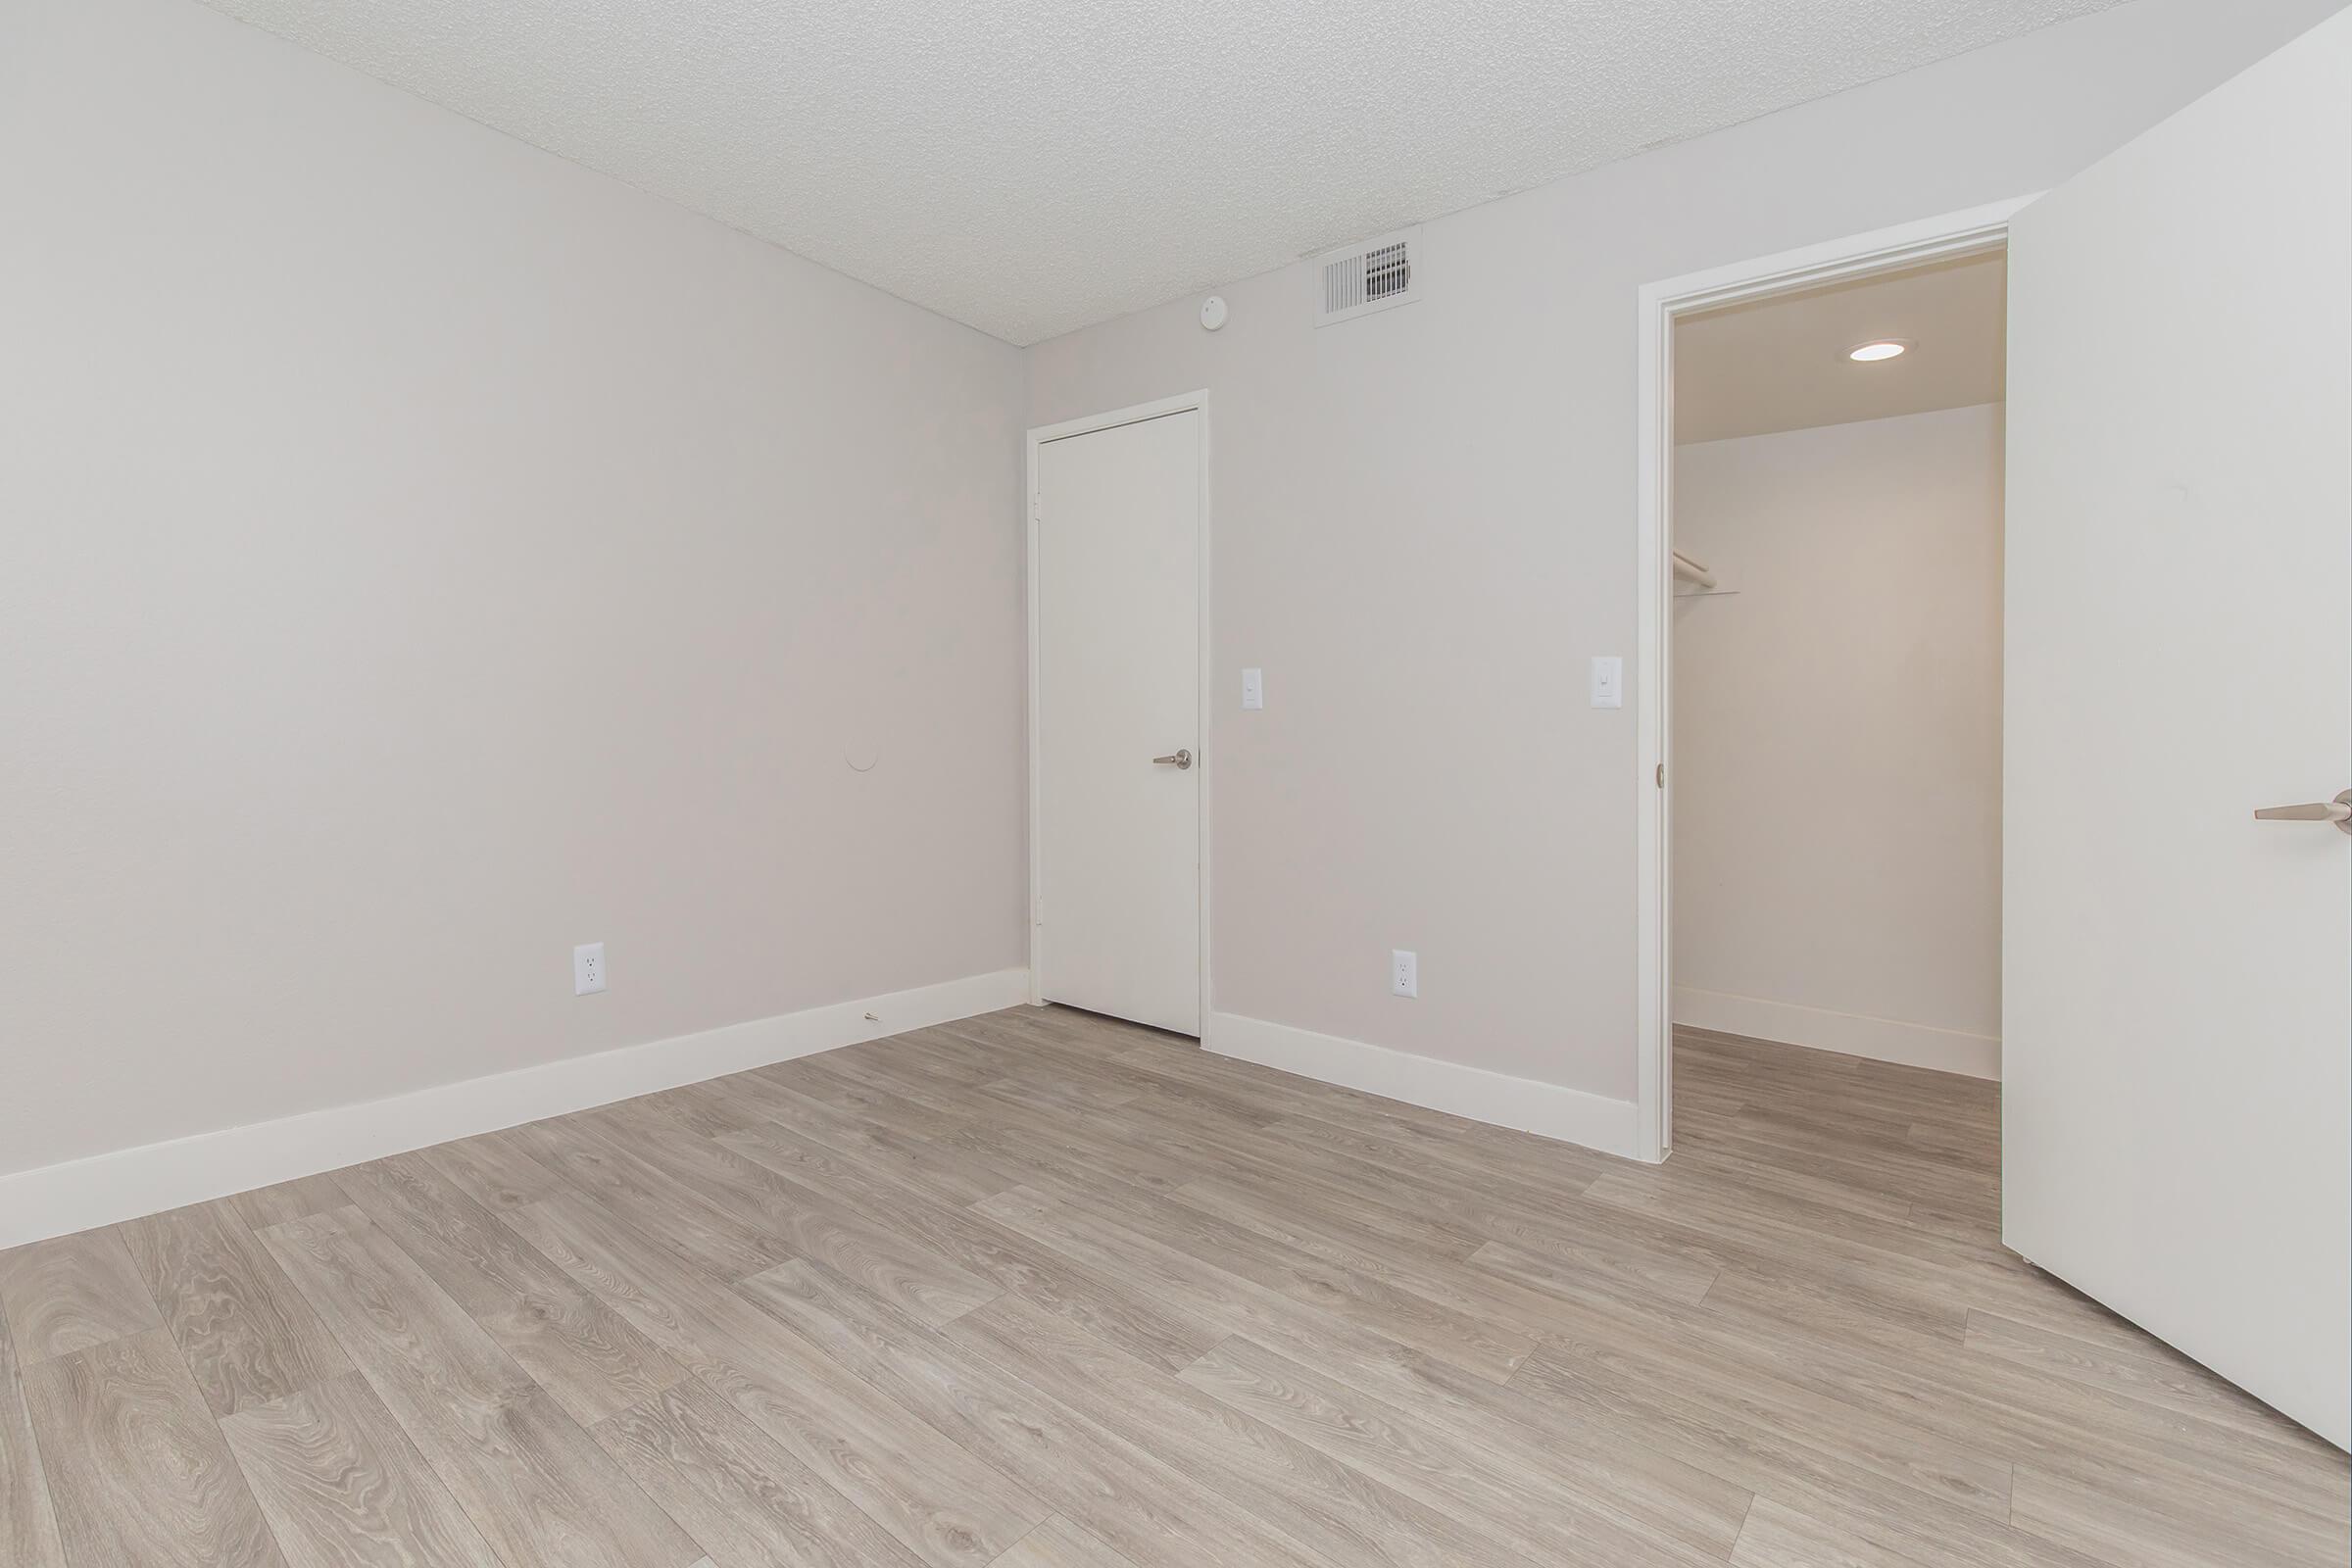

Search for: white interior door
xmin=2003 ymin=12 xmax=2350 ymax=1446
xmin=1035 ymin=409 xmax=1201 ymax=1035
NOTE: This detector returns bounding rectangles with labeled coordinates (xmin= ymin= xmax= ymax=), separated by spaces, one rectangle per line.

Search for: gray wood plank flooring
xmin=219 ymin=1370 xmax=504 ymax=1568
xmin=0 ymin=1006 xmax=2343 ymax=1566
xmin=0 ymin=1301 xmax=65 ymax=1564
xmin=24 ymin=1328 xmax=286 ymax=1565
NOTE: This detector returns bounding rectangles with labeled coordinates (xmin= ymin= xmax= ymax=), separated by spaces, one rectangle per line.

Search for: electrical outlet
xmin=1391 ymin=949 xmax=1418 ymax=999
xmin=573 ymin=942 xmax=606 ymax=996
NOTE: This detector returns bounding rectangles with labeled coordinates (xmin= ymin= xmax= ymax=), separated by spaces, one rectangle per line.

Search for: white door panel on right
xmin=2004 ymin=11 xmax=2350 ymax=1446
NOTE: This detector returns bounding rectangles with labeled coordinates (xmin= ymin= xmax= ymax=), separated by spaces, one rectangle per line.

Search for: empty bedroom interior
xmin=2 ymin=1 xmax=2348 ymax=1566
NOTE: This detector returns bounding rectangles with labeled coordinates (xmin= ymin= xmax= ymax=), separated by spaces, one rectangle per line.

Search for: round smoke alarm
xmin=1200 ymin=295 xmax=1228 ymax=331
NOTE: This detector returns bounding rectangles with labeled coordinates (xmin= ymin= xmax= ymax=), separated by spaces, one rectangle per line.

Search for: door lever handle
xmin=1152 ymin=749 xmax=1194 ymax=770
xmin=2253 ymin=789 xmax=2351 ymax=833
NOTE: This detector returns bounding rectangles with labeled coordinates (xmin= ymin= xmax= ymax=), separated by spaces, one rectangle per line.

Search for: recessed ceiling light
xmin=1847 ymin=339 xmax=1911 ymax=362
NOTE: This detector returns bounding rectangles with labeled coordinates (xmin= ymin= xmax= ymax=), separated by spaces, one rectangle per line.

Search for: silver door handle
xmin=1152 ymin=749 xmax=1193 ymax=770
xmin=2253 ymin=789 xmax=2351 ymax=833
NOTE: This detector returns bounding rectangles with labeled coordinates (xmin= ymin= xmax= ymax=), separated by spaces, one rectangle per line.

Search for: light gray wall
xmin=0 ymin=0 xmax=1028 ymax=1177
xmin=1024 ymin=0 xmax=2342 ymax=1104
xmin=1673 ymin=407 xmax=2004 ymax=1073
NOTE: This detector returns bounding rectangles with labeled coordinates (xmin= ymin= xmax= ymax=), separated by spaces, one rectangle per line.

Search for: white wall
xmin=1024 ymin=0 xmax=2341 ymax=1130
xmin=0 ymin=0 xmax=1028 ymax=1181
xmin=1672 ymin=407 xmax=2004 ymax=1079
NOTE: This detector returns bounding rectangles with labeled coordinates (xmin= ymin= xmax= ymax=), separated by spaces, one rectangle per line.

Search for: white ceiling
xmin=1674 ymin=251 xmax=2008 ymax=444
xmin=199 ymin=0 xmax=2117 ymax=345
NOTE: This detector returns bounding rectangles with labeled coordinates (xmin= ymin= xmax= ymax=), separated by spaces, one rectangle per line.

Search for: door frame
xmin=1631 ymin=199 xmax=2031 ymax=1163
xmin=1025 ymin=390 xmax=1214 ymax=1033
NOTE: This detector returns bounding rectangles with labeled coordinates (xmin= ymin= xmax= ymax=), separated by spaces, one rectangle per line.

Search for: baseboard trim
xmin=1203 ymin=1011 xmax=1642 ymax=1161
xmin=1673 ymin=986 xmax=2000 ymax=1080
xmin=0 ymin=967 xmax=1031 ymax=1250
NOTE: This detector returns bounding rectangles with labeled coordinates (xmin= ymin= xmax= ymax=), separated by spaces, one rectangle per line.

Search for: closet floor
xmin=1 ymin=1006 xmax=2342 ymax=1567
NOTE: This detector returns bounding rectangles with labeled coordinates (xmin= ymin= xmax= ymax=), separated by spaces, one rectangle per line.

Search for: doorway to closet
xmin=1668 ymin=253 xmax=2007 ymax=1087
xmin=1657 ymin=251 xmax=2013 ymax=1406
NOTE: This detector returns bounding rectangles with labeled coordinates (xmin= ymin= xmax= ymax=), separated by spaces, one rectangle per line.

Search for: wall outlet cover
xmin=573 ymin=942 xmax=607 ymax=996
xmin=1391 ymin=949 xmax=1418 ymax=999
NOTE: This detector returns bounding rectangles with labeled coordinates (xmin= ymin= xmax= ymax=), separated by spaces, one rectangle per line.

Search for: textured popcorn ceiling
xmin=197 ymin=0 xmax=2121 ymax=344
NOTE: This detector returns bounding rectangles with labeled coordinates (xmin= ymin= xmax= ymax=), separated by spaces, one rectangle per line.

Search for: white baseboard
xmin=1203 ymin=1011 xmax=1642 ymax=1161
xmin=1673 ymin=986 xmax=2000 ymax=1080
xmin=0 ymin=967 xmax=1031 ymax=1250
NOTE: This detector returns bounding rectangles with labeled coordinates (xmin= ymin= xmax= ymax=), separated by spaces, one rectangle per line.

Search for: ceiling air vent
xmin=1316 ymin=226 xmax=1422 ymax=326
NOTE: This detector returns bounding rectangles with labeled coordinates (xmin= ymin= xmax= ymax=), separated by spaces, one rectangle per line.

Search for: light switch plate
xmin=1590 ymin=656 xmax=1623 ymax=709
xmin=1241 ymin=667 xmax=1263 ymax=710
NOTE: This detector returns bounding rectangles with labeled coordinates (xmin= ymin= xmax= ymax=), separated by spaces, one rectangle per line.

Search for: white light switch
xmin=1241 ymin=667 xmax=1264 ymax=710
xmin=1590 ymin=656 xmax=1623 ymax=710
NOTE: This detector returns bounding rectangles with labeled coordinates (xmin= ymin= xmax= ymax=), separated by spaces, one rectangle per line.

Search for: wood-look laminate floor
xmin=2 ymin=1007 xmax=2344 ymax=1567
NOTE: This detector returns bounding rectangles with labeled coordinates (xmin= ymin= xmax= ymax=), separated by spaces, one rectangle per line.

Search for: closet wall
xmin=1672 ymin=404 xmax=2005 ymax=1078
